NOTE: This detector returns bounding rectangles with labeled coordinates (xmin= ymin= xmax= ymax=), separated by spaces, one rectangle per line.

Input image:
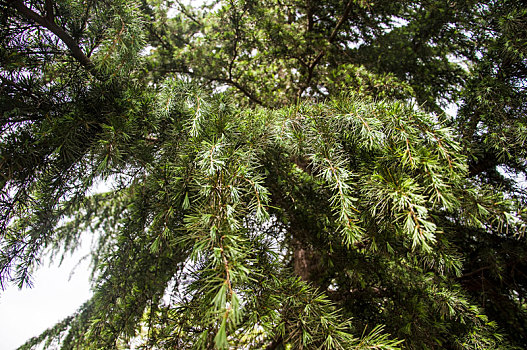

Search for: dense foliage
xmin=1 ymin=0 xmax=526 ymax=349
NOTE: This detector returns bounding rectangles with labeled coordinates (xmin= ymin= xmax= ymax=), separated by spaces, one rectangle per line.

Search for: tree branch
xmin=265 ymin=337 xmax=283 ymax=350
xmin=0 ymin=75 xmax=41 ymax=101
xmin=8 ymin=0 xmax=100 ymax=78
xmin=306 ymin=0 xmax=314 ymax=32
xmin=44 ymin=0 xmax=53 ymax=22
xmin=468 ymin=151 xmax=499 ymax=177
xmin=225 ymin=78 xmax=264 ymax=106
xmin=174 ymin=67 xmax=265 ymax=106
xmin=175 ymin=0 xmax=202 ymax=26
xmin=296 ymin=0 xmax=354 ymax=100
xmin=459 ymin=265 xmax=491 ymax=279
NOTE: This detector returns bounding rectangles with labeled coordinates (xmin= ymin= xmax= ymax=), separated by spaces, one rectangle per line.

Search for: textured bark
xmin=265 ymin=155 xmax=328 ymax=286
xmin=292 ymin=237 xmax=322 ymax=283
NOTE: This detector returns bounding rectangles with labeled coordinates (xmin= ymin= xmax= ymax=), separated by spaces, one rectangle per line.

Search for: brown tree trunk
xmin=292 ymin=237 xmax=319 ymax=282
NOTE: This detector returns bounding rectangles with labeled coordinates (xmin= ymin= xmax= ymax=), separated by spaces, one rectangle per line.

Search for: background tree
xmin=1 ymin=0 xmax=526 ymax=349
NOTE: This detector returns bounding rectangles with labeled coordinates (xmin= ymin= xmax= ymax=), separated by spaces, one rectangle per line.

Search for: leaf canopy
xmin=1 ymin=0 xmax=526 ymax=349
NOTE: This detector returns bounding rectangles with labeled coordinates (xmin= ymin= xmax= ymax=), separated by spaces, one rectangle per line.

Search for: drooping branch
xmin=8 ymin=0 xmax=100 ymax=78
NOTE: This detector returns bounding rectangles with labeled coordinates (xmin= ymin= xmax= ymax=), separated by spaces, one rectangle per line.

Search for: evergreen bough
xmin=1 ymin=0 xmax=526 ymax=349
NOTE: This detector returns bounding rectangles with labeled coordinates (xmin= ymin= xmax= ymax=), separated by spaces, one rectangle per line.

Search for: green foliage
xmin=1 ymin=0 xmax=527 ymax=349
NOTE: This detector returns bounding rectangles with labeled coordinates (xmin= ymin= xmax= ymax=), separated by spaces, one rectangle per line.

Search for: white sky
xmin=0 ymin=245 xmax=92 ymax=350
xmin=0 ymin=176 xmax=113 ymax=350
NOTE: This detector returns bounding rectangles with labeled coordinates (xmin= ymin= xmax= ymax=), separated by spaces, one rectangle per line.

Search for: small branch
xmin=409 ymin=206 xmax=424 ymax=238
xmin=226 ymin=78 xmax=264 ymax=106
xmin=227 ymin=1 xmax=243 ymax=80
xmin=306 ymin=0 xmax=314 ymax=32
xmin=80 ymin=0 xmax=95 ymax=34
xmin=221 ymin=247 xmax=233 ymax=297
xmin=175 ymin=0 xmax=202 ymax=26
xmin=292 ymin=54 xmax=309 ymax=69
xmin=149 ymin=24 xmax=178 ymax=50
xmin=265 ymin=337 xmax=283 ymax=350
xmin=459 ymin=266 xmax=490 ymax=279
xmin=0 ymin=75 xmax=41 ymax=101
xmin=174 ymin=67 xmax=265 ymax=106
xmin=8 ymin=48 xmax=66 ymax=56
xmin=326 ymin=0 xmax=354 ymax=44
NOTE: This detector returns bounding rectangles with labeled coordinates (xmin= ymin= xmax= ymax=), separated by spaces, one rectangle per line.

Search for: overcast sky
xmin=0 ymin=243 xmax=92 ymax=350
